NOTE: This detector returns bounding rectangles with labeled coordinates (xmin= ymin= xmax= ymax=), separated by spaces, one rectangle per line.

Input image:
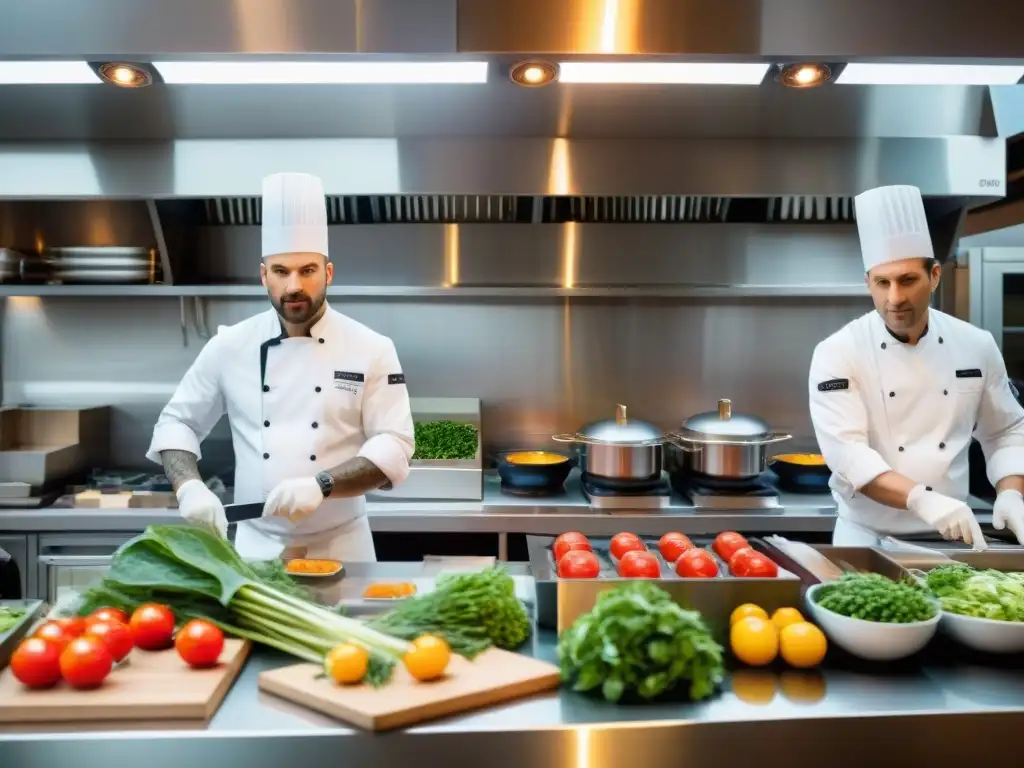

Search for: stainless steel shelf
xmin=0 ymin=284 xmax=870 ymax=299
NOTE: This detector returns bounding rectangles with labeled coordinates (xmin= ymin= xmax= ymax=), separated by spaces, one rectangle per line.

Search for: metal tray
xmin=528 ymin=535 xmax=802 ymax=636
xmin=759 ymin=544 xmax=914 ymax=585
xmin=0 ymin=599 xmax=45 ymax=669
xmin=885 ymin=548 xmax=1024 ymax=573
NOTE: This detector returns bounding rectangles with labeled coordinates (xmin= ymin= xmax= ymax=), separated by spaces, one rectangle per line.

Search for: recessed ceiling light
xmin=509 ymin=61 xmax=558 ymax=87
xmin=154 ymin=61 xmax=488 ymax=85
xmin=0 ymin=61 xmax=99 ymax=84
xmin=97 ymin=62 xmax=154 ymax=88
xmin=778 ymin=62 xmax=832 ymax=89
xmin=837 ymin=63 xmax=1024 ymax=86
xmin=557 ymin=61 xmax=770 ymax=85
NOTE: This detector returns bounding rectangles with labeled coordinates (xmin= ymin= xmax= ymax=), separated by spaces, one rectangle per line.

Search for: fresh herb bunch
xmin=925 ymin=563 xmax=1024 ymax=622
xmin=368 ymin=566 xmax=531 ymax=658
xmin=412 ymin=420 xmax=479 ymax=461
xmin=815 ymin=572 xmax=936 ymax=623
xmin=557 ymin=581 xmax=724 ymax=703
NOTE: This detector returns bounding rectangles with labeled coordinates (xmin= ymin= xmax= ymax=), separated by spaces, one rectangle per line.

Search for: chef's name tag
xmin=955 ymin=369 xmax=982 ymax=379
xmin=817 ymin=378 xmax=849 ymax=392
xmin=388 ymin=373 xmax=406 ymax=385
xmin=334 ymin=370 xmax=364 ymax=394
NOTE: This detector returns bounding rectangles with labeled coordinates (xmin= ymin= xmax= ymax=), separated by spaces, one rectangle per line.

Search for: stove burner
xmin=500 ymin=482 xmax=565 ymax=498
xmin=580 ymin=472 xmax=670 ymax=496
xmin=671 ymin=472 xmax=777 ymax=498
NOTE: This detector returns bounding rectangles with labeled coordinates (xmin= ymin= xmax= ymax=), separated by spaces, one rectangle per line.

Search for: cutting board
xmin=259 ymin=647 xmax=561 ymax=731
xmin=0 ymin=638 xmax=250 ymax=723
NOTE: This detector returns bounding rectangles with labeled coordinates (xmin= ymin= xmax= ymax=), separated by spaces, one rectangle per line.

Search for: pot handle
xmin=662 ymin=433 xmax=700 ymax=452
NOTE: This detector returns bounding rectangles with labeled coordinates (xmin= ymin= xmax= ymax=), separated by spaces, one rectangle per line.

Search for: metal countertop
xmin=3 ymin=563 xmax=1024 ymax=768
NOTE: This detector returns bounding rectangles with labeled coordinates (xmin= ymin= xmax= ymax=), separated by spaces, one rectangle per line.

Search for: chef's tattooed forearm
xmin=327 ymin=457 xmax=389 ymax=498
xmin=160 ymin=449 xmax=202 ymax=492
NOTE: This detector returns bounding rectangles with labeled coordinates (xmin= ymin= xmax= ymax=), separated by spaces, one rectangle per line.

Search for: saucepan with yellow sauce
xmin=768 ymin=452 xmax=833 ymax=489
xmin=495 ymin=449 xmax=576 ymax=491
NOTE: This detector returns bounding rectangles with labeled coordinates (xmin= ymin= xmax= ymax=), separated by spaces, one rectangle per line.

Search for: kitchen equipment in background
xmin=21 ymin=246 xmax=160 ymax=285
xmin=0 ymin=249 xmax=25 ymax=284
xmin=35 ymin=533 xmax=134 ymax=604
xmin=0 ymin=406 xmax=110 ymax=486
xmin=668 ymin=398 xmax=792 ymax=480
xmin=768 ymin=452 xmax=833 ymax=492
xmin=494 ymin=450 xmax=574 ymax=495
xmin=553 ymin=404 xmax=664 ymax=481
xmin=579 ymin=471 xmax=671 ymax=510
xmin=671 ymin=472 xmax=780 ymax=510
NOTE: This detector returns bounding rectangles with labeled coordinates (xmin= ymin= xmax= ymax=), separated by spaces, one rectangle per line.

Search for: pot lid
xmin=680 ymin=399 xmax=772 ymax=441
xmin=578 ymin=404 xmax=663 ymax=444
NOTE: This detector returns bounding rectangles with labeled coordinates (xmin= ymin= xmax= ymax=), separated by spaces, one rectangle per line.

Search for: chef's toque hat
xmin=854 ymin=184 xmax=934 ymax=272
xmin=261 ymin=172 xmax=329 ymax=259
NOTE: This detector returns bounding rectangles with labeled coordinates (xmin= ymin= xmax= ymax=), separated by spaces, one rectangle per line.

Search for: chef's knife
xmin=224 ymin=501 xmax=264 ymax=524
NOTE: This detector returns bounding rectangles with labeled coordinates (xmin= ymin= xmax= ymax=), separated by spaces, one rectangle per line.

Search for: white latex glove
xmin=993 ymin=489 xmax=1024 ymax=545
xmin=263 ymin=477 xmax=325 ymax=524
xmin=176 ymin=478 xmax=228 ymax=539
xmin=906 ymin=485 xmax=987 ymax=550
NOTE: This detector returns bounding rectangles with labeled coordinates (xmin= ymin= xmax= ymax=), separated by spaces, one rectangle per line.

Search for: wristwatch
xmin=314 ymin=470 xmax=334 ymax=498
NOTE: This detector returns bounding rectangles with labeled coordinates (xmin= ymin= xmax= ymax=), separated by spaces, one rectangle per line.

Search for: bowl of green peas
xmin=805 ymin=573 xmax=941 ymax=661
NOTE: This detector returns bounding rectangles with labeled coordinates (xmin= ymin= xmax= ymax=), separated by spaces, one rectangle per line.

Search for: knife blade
xmin=224 ymin=501 xmax=264 ymax=524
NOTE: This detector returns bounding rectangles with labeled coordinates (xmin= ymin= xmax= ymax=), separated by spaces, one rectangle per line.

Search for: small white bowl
xmin=940 ymin=610 xmax=1024 ymax=654
xmin=804 ymin=583 xmax=940 ymax=661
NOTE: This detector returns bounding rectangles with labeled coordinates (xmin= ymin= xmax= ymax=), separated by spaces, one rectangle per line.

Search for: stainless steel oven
xmin=36 ymin=534 xmax=134 ymax=604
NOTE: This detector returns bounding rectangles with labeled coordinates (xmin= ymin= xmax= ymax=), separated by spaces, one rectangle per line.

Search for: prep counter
xmin=2 ymin=562 xmax=1024 ymax=768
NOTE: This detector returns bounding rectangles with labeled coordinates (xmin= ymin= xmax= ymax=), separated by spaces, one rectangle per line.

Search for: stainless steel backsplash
xmin=1 ymin=223 xmax=870 ymax=472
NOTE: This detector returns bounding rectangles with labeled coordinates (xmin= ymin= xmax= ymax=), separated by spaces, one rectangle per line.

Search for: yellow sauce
xmin=505 ymin=451 xmax=569 ymax=466
xmin=772 ymin=453 xmax=827 ymax=466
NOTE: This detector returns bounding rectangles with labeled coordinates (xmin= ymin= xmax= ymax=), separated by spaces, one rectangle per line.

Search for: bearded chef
xmin=808 ymin=184 xmax=1024 ymax=549
xmin=146 ymin=172 xmax=414 ymax=561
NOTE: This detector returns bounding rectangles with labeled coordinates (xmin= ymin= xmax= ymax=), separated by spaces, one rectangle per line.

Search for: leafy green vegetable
xmin=814 ymin=572 xmax=936 ymax=623
xmin=74 ymin=525 xmax=413 ymax=685
xmin=368 ymin=566 xmax=531 ymax=658
xmin=412 ymin=420 xmax=479 ymax=461
xmin=557 ymin=581 xmax=724 ymax=703
xmin=925 ymin=563 xmax=1024 ymax=622
xmin=248 ymin=558 xmax=314 ymax=601
xmin=0 ymin=606 xmax=26 ymax=634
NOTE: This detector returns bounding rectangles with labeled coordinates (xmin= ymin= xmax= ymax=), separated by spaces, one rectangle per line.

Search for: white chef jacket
xmin=146 ymin=303 xmax=415 ymax=560
xmin=808 ymin=309 xmax=1024 ymax=537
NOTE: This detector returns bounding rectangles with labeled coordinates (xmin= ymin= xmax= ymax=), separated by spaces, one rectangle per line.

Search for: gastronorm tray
xmin=758 ymin=545 xmax=914 ymax=587
xmin=0 ymin=599 xmax=45 ymax=670
xmin=527 ymin=535 xmax=802 ymax=636
xmin=883 ymin=548 xmax=1024 ymax=573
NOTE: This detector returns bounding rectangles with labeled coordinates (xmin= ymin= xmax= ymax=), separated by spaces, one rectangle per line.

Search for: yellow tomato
xmin=730 ymin=603 xmax=769 ymax=626
xmin=403 ymin=634 xmax=451 ymax=682
xmin=771 ymin=607 xmax=805 ymax=631
xmin=324 ymin=643 xmax=369 ymax=685
xmin=730 ymin=616 xmax=779 ymax=666
xmin=779 ymin=622 xmax=827 ymax=669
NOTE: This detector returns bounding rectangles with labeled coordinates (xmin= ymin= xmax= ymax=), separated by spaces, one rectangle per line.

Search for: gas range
xmin=579 ymin=472 xmax=671 ymax=510
xmin=671 ymin=473 xmax=780 ymax=510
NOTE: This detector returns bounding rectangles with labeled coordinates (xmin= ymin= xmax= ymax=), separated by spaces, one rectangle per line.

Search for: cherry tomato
xmin=89 ymin=607 xmax=129 ymax=626
xmin=617 ymin=550 xmax=661 ymax=578
xmin=609 ymin=532 xmax=646 ymax=560
xmin=676 ymin=548 xmax=719 ymax=578
xmin=324 ymin=643 xmax=369 ymax=685
xmin=34 ymin=621 xmax=73 ymax=654
xmin=59 ymin=636 xmax=113 ymax=689
xmin=728 ymin=546 xmax=758 ymax=577
xmin=129 ymin=603 xmax=176 ymax=651
xmin=557 ymin=549 xmax=601 ymax=579
xmin=659 ymin=532 xmax=694 ymax=563
xmin=85 ymin=620 xmax=134 ymax=663
xmin=743 ymin=553 xmax=779 ymax=579
xmin=10 ymin=637 xmax=62 ymax=689
xmin=713 ymin=532 xmax=749 ymax=562
xmin=552 ymin=531 xmax=592 ymax=563
xmin=403 ymin=634 xmax=451 ymax=682
xmin=55 ymin=616 xmax=88 ymax=638
xmin=174 ymin=619 xmax=225 ymax=668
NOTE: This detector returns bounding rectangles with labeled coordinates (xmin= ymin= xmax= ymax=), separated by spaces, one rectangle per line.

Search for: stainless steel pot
xmin=669 ymin=399 xmax=792 ymax=480
xmin=553 ymin=404 xmax=664 ymax=481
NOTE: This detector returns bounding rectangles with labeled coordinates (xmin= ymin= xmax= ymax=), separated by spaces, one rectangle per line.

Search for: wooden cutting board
xmin=259 ymin=647 xmax=561 ymax=731
xmin=0 ymin=638 xmax=250 ymax=723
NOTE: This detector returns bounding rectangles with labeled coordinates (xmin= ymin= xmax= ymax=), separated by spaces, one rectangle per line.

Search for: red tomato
xmin=743 ymin=553 xmax=779 ymax=579
xmin=659 ymin=532 xmax=694 ymax=563
xmin=10 ymin=637 xmax=62 ymax=689
xmin=552 ymin=532 xmax=592 ymax=563
xmin=617 ymin=550 xmax=661 ymax=578
xmin=59 ymin=636 xmax=114 ymax=689
xmin=90 ymin=607 xmax=129 ymax=626
xmin=557 ymin=549 xmax=601 ymax=579
xmin=609 ymin=532 xmax=646 ymax=560
xmin=85 ymin=620 xmax=134 ymax=662
xmin=728 ymin=546 xmax=758 ymax=577
xmin=55 ymin=616 xmax=88 ymax=638
xmin=713 ymin=532 xmax=749 ymax=562
xmin=175 ymin=620 xmax=225 ymax=668
xmin=676 ymin=548 xmax=719 ymax=578
xmin=34 ymin=621 xmax=73 ymax=654
xmin=129 ymin=603 xmax=176 ymax=651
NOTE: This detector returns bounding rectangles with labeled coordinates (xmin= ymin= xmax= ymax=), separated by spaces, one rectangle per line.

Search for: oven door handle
xmin=37 ymin=555 xmax=114 ymax=567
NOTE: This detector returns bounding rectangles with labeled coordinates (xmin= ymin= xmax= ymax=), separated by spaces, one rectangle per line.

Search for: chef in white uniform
xmin=808 ymin=184 xmax=1024 ymax=548
xmin=146 ymin=172 xmax=415 ymax=562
